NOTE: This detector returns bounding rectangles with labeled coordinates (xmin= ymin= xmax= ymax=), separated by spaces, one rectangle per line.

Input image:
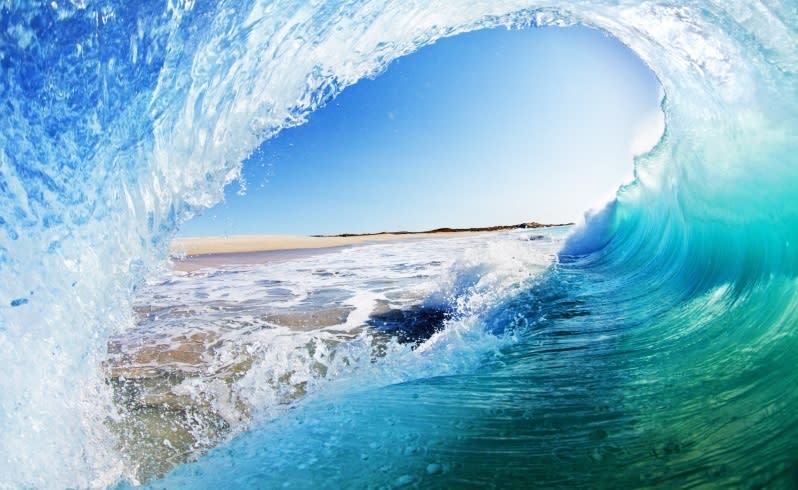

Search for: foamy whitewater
xmin=1 ymin=1 xmax=797 ymax=488
xmin=110 ymin=230 xmax=563 ymax=482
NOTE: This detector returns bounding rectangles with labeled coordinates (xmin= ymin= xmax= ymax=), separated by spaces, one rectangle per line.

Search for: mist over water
xmin=1 ymin=1 xmax=797 ymax=488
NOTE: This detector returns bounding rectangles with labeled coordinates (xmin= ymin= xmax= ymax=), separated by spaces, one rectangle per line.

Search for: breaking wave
xmin=1 ymin=1 xmax=797 ymax=487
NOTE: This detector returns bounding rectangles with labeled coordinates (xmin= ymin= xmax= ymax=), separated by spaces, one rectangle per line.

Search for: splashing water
xmin=1 ymin=0 xmax=797 ymax=488
xmin=106 ymin=230 xmax=561 ymax=482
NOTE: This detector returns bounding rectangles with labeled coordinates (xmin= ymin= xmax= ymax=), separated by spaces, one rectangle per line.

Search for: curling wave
xmin=1 ymin=0 xmax=797 ymax=488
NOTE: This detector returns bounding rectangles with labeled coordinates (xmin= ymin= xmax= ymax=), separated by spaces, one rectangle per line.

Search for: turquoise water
xmin=1 ymin=1 xmax=798 ymax=488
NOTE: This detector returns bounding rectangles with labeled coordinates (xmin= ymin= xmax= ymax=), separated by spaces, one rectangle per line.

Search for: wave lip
xmin=559 ymin=201 xmax=618 ymax=257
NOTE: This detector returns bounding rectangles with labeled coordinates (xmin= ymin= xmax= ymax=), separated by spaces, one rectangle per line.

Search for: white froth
xmin=108 ymin=228 xmax=566 ymax=478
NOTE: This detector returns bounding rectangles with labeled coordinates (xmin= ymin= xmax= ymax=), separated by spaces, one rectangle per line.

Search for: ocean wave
xmin=1 ymin=1 xmax=797 ymax=487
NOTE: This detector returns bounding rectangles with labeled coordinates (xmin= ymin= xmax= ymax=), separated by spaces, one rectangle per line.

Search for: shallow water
xmin=109 ymin=229 xmax=564 ymax=482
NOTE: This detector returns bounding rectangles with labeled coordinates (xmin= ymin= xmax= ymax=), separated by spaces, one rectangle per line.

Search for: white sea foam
xmin=109 ymin=228 xmax=565 ymax=479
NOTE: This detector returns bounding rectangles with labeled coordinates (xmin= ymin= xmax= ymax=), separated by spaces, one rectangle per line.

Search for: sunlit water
xmin=1 ymin=1 xmax=798 ymax=488
xmin=110 ymin=229 xmax=564 ymax=482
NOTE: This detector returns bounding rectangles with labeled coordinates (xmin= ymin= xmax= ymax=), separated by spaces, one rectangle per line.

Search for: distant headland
xmin=312 ymin=221 xmax=574 ymax=238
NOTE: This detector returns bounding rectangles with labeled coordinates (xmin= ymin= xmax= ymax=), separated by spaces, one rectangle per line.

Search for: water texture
xmin=1 ymin=1 xmax=797 ymax=488
xmin=107 ymin=230 xmax=560 ymax=482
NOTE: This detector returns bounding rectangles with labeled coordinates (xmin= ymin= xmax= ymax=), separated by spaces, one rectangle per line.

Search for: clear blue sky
xmin=180 ymin=25 xmax=663 ymax=237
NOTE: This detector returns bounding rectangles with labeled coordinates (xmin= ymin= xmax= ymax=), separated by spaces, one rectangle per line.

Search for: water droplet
xmin=10 ymin=298 xmax=28 ymax=307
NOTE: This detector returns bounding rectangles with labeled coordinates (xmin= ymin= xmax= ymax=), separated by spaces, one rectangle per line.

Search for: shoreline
xmin=171 ymin=231 xmax=486 ymax=261
xmin=170 ymin=232 xmax=491 ymax=272
xmin=170 ymin=222 xmax=572 ymax=257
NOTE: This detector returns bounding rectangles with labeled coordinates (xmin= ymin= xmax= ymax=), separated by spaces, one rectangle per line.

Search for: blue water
xmin=1 ymin=1 xmax=798 ymax=488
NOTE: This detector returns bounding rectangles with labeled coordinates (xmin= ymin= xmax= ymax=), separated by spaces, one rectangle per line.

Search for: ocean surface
xmin=1 ymin=1 xmax=798 ymax=489
xmin=111 ymin=229 xmax=565 ymax=483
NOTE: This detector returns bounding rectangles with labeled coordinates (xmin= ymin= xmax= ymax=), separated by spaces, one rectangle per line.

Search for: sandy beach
xmin=169 ymin=223 xmax=569 ymax=271
xmin=170 ymin=231 xmax=490 ymax=257
xmin=170 ymin=222 xmax=568 ymax=258
xmin=169 ymin=232 xmax=496 ymax=271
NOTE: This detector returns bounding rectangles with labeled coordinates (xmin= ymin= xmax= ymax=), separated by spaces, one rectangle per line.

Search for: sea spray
xmin=108 ymin=230 xmax=561 ymax=481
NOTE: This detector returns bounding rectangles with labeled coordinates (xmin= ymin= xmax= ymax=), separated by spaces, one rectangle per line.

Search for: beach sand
xmin=169 ymin=221 xmax=569 ymax=257
xmin=170 ymin=232 xmax=482 ymax=256
xmin=169 ymin=222 xmax=569 ymax=271
xmin=169 ymin=232 xmax=488 ymax=271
